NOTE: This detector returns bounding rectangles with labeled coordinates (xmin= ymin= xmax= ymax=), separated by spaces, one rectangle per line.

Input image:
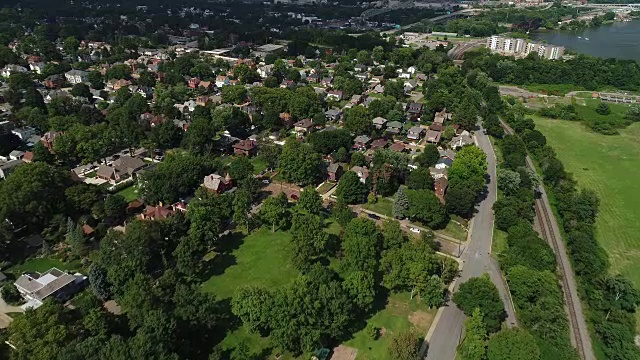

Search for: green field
xmin=202 ymin=228 xmax=299 ymax=299
xmin=533 ymin=116 xmax=640 ymax=286
xmin=572 ymin=98 xmax=633 ymax=132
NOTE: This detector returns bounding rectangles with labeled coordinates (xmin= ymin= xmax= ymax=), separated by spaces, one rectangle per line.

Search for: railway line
xmin=502 ymin=120 xmax=595 ymax=360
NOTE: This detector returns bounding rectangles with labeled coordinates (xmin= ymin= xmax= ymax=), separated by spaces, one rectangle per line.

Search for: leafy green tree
xmin=221 ymin=85 xmax=248 ymax=104
xmin=416 ymin=144 xmax=440 ymax=168
xmin=341 ymin=218 xmax=382 ymax=275
xmin=229 ymin=156 xmax=254 ymax=181
xmin=278 ymin=139 xmax=322 ymax=186
xmin=296 ymin=186 xmax=323 ymax=215
xmin=388 ymin=331 xmax=419 ymax=360
xmin=7 ymin=301 xmax=75 ymax=360
xmin=70 ymin=83 xmax=92 ymax=99
xmin=487 ymin=329 xmax=540 ymax=360
xmin=0 ymin=162 xmax=69 ymax=229
xmin=88 ymin=264 xmax=112 ymax=300
xmin=445 ymin=185 xmax=478 ymax=218
xmin=595 ymin=102 xmax=611 ymax=115
xmin=290 ymin=213 xmax=328 ymax=272
xmin=384 ymin=80 xmax=404 ymax=100
xmin=448 ymin=145 xmax=487 ymax=196
xmin=454 ymin=98 xmax=480 ymax=130
xmin=1 ymin=283 xmax=22 ymax=305
xmin=259 ymin=193 xmax=290 ymax=232
xmin=459 ymin=308 xmax=488 ymax=360
xmin=336 ymin=171 xmax=368 ymax=204
xmin=232 ymin=285 xmax=274 ymax=335
xmin=392 ymin=187 xmax=410 ymax=219
xmin=406 ymin=189 xmax=447 ymax=228
xmin=332 ymin=198 xmax=355 ymax=228
xmin=407 ymin=167 xmax=434 ymax=190
xmin=453 ymin=275 xmax=506 ymax=333
xmin=151 ymin=120 xmax=183 ymax=150
xmin=233 ymin=189 xmax=252 ymax=231
xmin=343 ymin=271 xmax=376 ymax=312
xmin=344 ymin=106 xmax=371 ymax=135
xmin=497 ymin=169 xmax=521 ymax=196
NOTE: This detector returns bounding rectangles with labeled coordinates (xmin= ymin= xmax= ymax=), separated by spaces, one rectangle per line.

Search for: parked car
xmin=367 ymin=213 xmax=380 ymax=220
xmin=262 ymin=179 xmax=270 ymax=184
xmin=409 ymin=227 xmax=421 ymax=233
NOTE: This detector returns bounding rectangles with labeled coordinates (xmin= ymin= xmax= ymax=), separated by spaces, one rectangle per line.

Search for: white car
xmin=262 ymin=179 xmax=270 ymax=184
xmin=409 ymin=227 xmax=421 ymax=234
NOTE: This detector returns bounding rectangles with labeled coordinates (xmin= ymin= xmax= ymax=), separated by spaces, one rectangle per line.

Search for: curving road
xmin=424 ymin=125 xmax=518 ymax=360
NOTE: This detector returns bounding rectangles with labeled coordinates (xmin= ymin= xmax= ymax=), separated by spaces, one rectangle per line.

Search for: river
xmin=531 ymin=20 xmax=640 ymax=62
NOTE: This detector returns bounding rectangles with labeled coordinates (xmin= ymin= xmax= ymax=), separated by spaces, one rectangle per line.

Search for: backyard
xmin=7 ymin=256 xmax=82 ymax=276
xmin=533 ymin=117 xmax=640 ymax=287
xmin=115 ymin=183 xmax=139 ymax=202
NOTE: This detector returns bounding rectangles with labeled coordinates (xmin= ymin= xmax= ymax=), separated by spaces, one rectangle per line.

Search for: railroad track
xmin=501 ymin=118 xmax=593 ymax=359
xmin=534 ymin=197 xmax=586 ymax=359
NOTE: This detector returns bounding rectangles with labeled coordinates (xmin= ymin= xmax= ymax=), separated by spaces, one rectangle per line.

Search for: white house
xmin=65 ymin=69 xmax=88 ymax=84
xmin=1 ymin=65 xmax=28 ymax=78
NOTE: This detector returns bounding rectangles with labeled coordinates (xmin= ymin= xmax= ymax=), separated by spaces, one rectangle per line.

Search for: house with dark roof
xmin=407 ymin=126 xmax=425 ymax=141
xmin=353 ymin=135 xmax=371 ymax=150
xmin=370 ymin=138 xmax=388 ymax=150
xmin=294 ymin=119 xmax=315 ymax=137
xmin=407 ymin=102 xmax=424 ymax=120
xmin=96 ymin=156 xmax=147 ymax=184
xmin=386 ymin=121 xmax=403 ymax=135
xmin=434 ymin=177 xmax=448 ymax=203
xmin=351 ymin=166 xmax=370 ymax=184
xmin=372 ymin=117 xmax=387 ymax=130
xmin=425 ymin=129 xmax=442 ymax=144
xmin=325 ymin=108 xmax=343 ymax=122
xmin=138 ymin=205 xmax=176 ymax=221
xmin=233 ymin=139 xmax=257 ymax=157
xmin=327 ymin=163 xmax=343 ymax=182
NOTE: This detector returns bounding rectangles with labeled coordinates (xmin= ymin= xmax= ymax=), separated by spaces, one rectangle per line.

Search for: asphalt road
xmin=424 ymin=127 xmax=518 ymax=360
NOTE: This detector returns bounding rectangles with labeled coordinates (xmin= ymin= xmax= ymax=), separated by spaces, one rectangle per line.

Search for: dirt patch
xmin=330 ymin=345 xmax=358 ymax=360
xmin=263 ymin=181 xmax=302 ymax=200
xmin=408 ymin=310 xmax=434 ymax=331
xmin=104 ymin=300 xmax=122 ymax=315
xmin=379 ymin=327 xmax=387 ymax=337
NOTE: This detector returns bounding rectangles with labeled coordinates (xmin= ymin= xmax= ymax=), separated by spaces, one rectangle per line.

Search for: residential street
xmin=424 ymin=127 xmax=518 ymax=360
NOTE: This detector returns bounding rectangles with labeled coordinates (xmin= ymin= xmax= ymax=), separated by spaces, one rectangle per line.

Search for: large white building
xmin=487 ymin=35 xmax=564 ymax=60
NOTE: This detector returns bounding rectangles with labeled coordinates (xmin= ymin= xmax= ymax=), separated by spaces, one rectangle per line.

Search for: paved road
xmin=424 ymin=127 xmax=518 ymax=360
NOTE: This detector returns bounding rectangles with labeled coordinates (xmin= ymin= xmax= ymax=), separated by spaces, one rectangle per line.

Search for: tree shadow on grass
xmin=201 ymin=232 xmax=246 ymax=280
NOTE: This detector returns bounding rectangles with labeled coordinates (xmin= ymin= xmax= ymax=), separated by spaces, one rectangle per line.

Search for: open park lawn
xmin=572 ymin=97 xmax=633 ymax=130
xmin=202 ymin=228 xmax=299 ymax=299
xmin=534 ymin=117 xmax=640 ymax=286
xmin=343 ymin=292 xmax=435 ymax=360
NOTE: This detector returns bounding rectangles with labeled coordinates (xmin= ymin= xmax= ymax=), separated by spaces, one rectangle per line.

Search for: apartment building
xmin=487 ymin=35 xmax=564 ymax=60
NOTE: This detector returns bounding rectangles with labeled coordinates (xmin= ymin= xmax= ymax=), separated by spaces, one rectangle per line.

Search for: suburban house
xmin=9 ymin=150 xmax=24 ymax=160
xmin=351 ymin=94 xmax=363 ymax=105
xmin=1 ymin=65 xmax=28 ymax=78
xmin=327 ymin=90 xmax=344 ymax=101
xmin=327 ymin=163 xmax=343 ymax=182
xmin=43 ymin=74 xmax=65 ymax=88
xmin=258 ymin=64 xmax=274 ymax=78
xmin=372 ymin=117 xmax=387 ymax=130
xmin=351 ymin=166 xmax=370 ymax=184
xmin=138 ymin=205 xmax=176 ymax=221
xmin=233 ymin=139 xmax=258 ymax=157
xmin=435 ymin=157 xmax=453 ymax=169
xmin=434 ymin=108 xmax=452 ymax=124
xmin=429 ymin=123 xmax=446 ymax=132
xmin=407 ymin=102 xmax=424 ymax=119
xmin=65 ymin=69 xmax=89 ymax=84
xmin=14 ymin=268 xmax=86 ymax=305
xmin=369 ymin=138 xmax=388 ymax=150
xmin=425 ymin=129 xmax=442 ymax=144
xmin=203 ymin=173 xmax=233 ymax=194
xmin=0 ymin=159 xmax=23 ymax=180
xmin=294 ymin=118 xmax=314 ymax=137
xmin=353 ymin=135 xmax=371 ymax=150
xmin=215 ymin=75 xmax=230 ymax=88
xmin=96 ymin=156 xmax=147 ymax=184
xmin=325 ymin=108 xmax=343 ymax=122
xmin=41 ymin=131 xmax=63 ymax=151
xmin=434 ymin=177 xmax=448 ymax=203
xmin=386 ymin=121 xmax=403 ymax=135
xmin=407 ymin=126 xmax=425 ymax=141
xmin=450 ymin=131 xmax=474 ymax=149
xmin=390 ymin=142 xmax=407 ymax=153
xmin=429 ymin=167 xmax=448 ymax=180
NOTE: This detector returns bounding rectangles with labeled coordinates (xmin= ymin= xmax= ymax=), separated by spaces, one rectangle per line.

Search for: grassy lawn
xmin=522 ymin=83 xmax=584 ymax=96
xmin=250 ymin=156 xmax=269 ymax=175
xmin=202 ymin=228 xmax=299 ymax=299
xmin=317 ymin=182 xmax=336 ymax=195
xmin=572 ymin=98 xmax=633 ymax=130
xmin=9 ymin=257 xmax=82 ymax=275
xmin=364 ymin=197 xmax=394 ymax=217
xmin=533 ymin=117 xmax=640 ymax=287
xmin=116 ymin=184 xmax=139 ymax=202
xmin=84 ymin=170 xmax=96 ymax=178
xmin=492 ymin=227 xmax=508 ymax=257
xmin=440 ymin=221 xmax=468 ymax=242
xmin=343 ymin=292 xmax=435 ymax=360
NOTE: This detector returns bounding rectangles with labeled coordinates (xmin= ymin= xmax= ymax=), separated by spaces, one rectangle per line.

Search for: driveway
xmin=0 ymin=295 xmax=25 ymax=329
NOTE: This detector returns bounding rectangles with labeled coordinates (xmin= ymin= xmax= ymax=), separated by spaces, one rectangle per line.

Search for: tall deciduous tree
xmin=388 ymin=331 xmax=419 ymax=360
xmin=279 ymin=139 xmax=322 ymax=186
xmin=459 ymin=308 xmax=488 ymax=360
xmin=341 ymin=218 xmax=381 ymax=275
xmin=453 ymin=275 xmax=506 ymax=333
xmin=259 ymin=193 xmax=290 ymax=232
xmin=343 ymin=106 xmax=371 ymax=135
xmin=336 ymin=171 xmax=368 ymax=204
xmin=290 ymin=213 xmax=328 ymax=272
xmin=295 ymin=186 xmax=323 ymax=215
xmin=487 ymin=328 xmax=540 ymax=360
